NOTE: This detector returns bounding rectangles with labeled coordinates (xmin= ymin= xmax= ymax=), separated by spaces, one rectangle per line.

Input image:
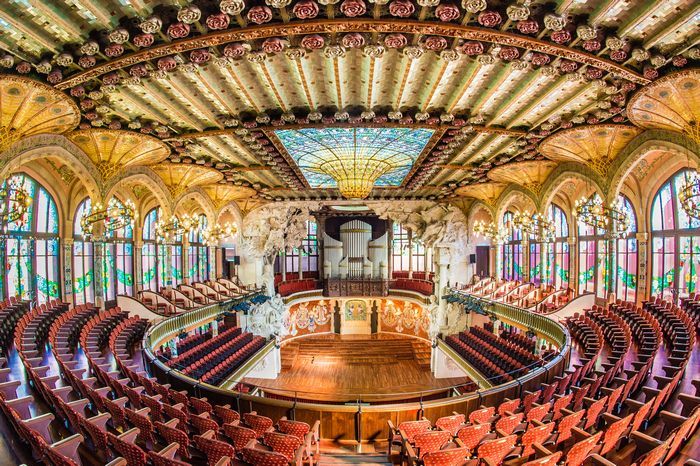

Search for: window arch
xmin=577 ymin=194 xmax=609 ymax=298
xmin=103 ymin=197 xmax=134 ymax=301
xmin=2 ymin=174 xmax=60 ymax=305
xmin=544 ymin=204 xmax=570 ymax=288
xmin=500 ymin=211 xmax=523 ymax=281
xmin=650 ymin=169 xmax=700 ymax=301
xmin=73 ymin=198 xmax=95 ymax=305
xmin=616 ymin=195 xmax=638 ymax=302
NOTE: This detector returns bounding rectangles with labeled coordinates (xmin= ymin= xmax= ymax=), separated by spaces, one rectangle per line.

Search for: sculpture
xmin=248 ymin=293 xmax=289 ymax=341
xmin=426 ymin=294 xmax=441 ymax=342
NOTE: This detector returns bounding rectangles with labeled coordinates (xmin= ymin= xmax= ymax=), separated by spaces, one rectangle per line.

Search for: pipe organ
xmin=324 ymin=218 xmax=388 ymax=280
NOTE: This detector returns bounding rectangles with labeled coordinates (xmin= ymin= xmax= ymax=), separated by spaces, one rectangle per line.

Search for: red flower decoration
xmin=293 ymin=0 xmax=319 ymax=19
xmin=133 ymin=33 xmax=154 ymax=48
xmin=516 ymin=20 xmax=539 ymax=34
xmin=643 ymin=65 xmax=658 ymax=80
xmin=190 ymin=49 xmax=211 ymax=64
xmin=340 ymin=0 xmax=366 ymax=17
xmin=78 ymin=55 xmax=96 ymax=68
xmin=389 ymin=0 xmax=415 ymax=18
xmin=301 ymin=34 xmax=325 ymax=50
xmin=47 ymin=70 xmax=63 ymax=84
xmin=530 ymin=53 xmax=550 ymax=66
xmin=586 ymin=67 xmax=603 ymax=80
xmin=224 ymin=43 xmax=248 ymax=58
xmin=384 ymin=33 xmax=407 ymax=49
xmin=550 ymin=30 xmax=571 ymax=44
xmin=247 ymin=6 xmax=273 ymax=24
xmin=498 ymin=46 xmax=519 ymax=61
xmin=262 ymin=38 xmax=286 ymax=54
xmin=582 ymin=39 xmax=601 ymax=52
xmin=559 ymin=60 xmax=578 ymax=73
xmin=477 ymin=10 xmax=502 ymax=27
xmin=70 ymin=86 xmax=86 ymax=97
xmin=424 ymin=36 xmax=447 ymax=51
xmin=206 ymin=12 xmax=230 ymax=30
xmin=167 ymin=22 xmax=191 ymax=39
xmin=157 ymin=56 xmax=178 ymax=71
xmin=102 ymin=73 xmax=120 ymax=85
xmin=461 ymin=41 xmax=483 ymax=56
xmin=104 ymin=43 xmax=124 ymax=57
xmin=609 ymin=49 xmax=627 ymax=62
xmin=435 ymin=4 xmax=460 ymax=22
xmin=342 ymin=33 xmax=365 ymax=49
xmin=672 ymin=55 xmax=688 ymax=67
xmin=129 ymin=64 xmax=149 ymax=77
xmin=16 ymin=62 xmax=31 ymax=74
xmin=109 ymin=120 xmax=122 ymax=130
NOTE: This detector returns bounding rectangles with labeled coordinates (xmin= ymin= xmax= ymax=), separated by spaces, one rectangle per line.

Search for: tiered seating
xmin=392 ymin=271 xmax=435 ymax=281
xmin=470 ymin=327 xmax=540 ymax=367
xmin=278 ymin=279 xmax=320 ymax=296
xmin=398 ymin=298 xmax=699 ymax=466
xmin=392 ymin=279 xmax=434 ymax=296
xmin=166 ymin=325 xmax=242 ymax=369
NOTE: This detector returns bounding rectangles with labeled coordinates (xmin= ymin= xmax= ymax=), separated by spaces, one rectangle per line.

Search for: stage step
xmin=318 ymin=454 xmax=392 ymax=465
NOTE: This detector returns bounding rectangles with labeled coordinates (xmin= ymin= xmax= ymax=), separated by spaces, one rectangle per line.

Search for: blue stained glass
xmin=275 ymin=127 xmax=434 ymax=188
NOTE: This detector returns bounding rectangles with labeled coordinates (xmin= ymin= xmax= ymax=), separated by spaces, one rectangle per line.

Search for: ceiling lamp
xmin=573 ymin=196 xmax=631 ymax=238
xmin=0 ymin=178 xmax=31 ymax=229
xmin=155 ymin=212 xmax=199 ymax=243
xmin=473 ymin=220 xmax=507 ymax=244
xmin=80 ymin=198 xmax=137 ymax=239
xmin=202 ymin=222 xmax=238 ymax=246
xmin=628 ymin=69 xmax=700 ymax=220
xmin=512 ymin=211 xmax=556 ymax=243
xmin=679 ymin=171 xmax=700 ymax=219
xmin=0 ymin=75 xmax=80 ymax=153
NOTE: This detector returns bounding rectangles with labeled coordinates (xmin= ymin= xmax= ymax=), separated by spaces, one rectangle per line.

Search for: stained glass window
xmin=103 ymin=197 xmax=134 ymax=301
xmin=73 ymin=198 xmax=95 ymax=305
xmin=577 ymin=194 xmax=609 ymax=299
xmin=188 ymin=214 xmax=208 ymax=282
xmin=616 ymin=195 xmax=637 ymax=302
xmin=275 ymin=127 xmax=434 ymax=188
xmin=501 ymin=211 xmax=523 ymax=281
xmin=392 ymin=223 xmax=410 ymax=272
xmin=545 ymin=204 xmax=570 ymax=289
xmin=651 ymin=169 xmax=700 ymax=302
xmin=142 ymin=209 xmax=159 ymax=291
xmin=301 ymin=221 xmax=318 ymax=274
xmin=2 ymin=174 xmax=60 ymax=304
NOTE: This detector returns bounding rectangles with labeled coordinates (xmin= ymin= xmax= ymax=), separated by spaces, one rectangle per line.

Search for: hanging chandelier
xmin=512 ymin=212 xmax=556 ymax=243
xmin=202 ymin=222 xmax=238 ymax=246
xmin=80 ymin=198 xmax=137 ymax=239
xmin=473 ymin=220 xmax=508 ymax=244
xmin=573 ymin=196 xmax=631 ymax=238
xmin=0 ymin=177 xmax=31 ymax=229
xmin=155 ymin=212 xmax=199 ymax=243
xmin=679 ymin=170 xmax=700 ymax=219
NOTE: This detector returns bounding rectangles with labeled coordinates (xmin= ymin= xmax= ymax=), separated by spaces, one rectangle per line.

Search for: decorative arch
xmin=0 ymin=134 xmax=101 ymax=202
xmin=104 ymin=166 xmax=173 ymax=218
xmin=606 ymin=129 xmax=699 ymax=203
xmin=494 ymin=185 xmax=537 ymax=224
xmin=217 ymin=202 xmax=244 ymax=229
xmin=466 ymin=201 xmax=495 ymax=233
xmin=538 ymin=162 xmax=606 ymax=212
xmin=174 ymin=187 xmax=217 ymax=225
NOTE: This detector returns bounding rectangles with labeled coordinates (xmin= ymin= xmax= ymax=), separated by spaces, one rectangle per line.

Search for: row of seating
xmin=392 ymin=271 xmax=435 ymax=281
xmin=469 ymin=326 xmax=540 ymax=366
xmin=278 ymin=279 xmax=320 ymax=297
xmin=166 ymin=326 xmax=243 ymax=369
xmin=392 ymin=279 xmax=435 ymax=296
xmin=445 ymin=334 xmax=515 ymax=384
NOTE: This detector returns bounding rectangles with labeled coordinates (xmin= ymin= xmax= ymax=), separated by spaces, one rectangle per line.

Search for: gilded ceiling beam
xmin=54 ymin=19 xmax=648 ymax=90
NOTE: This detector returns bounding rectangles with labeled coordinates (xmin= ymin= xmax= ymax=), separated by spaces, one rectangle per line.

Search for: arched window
xmin=543 ymin=204 xmax=569 ymax=288
xmin=392 ymin=223 xmax=433 ymax=276
xmin=2 ymin=174 xmax=60 ymax=304
xmin=577 ymin=194 xmax=609 ymax=298
xmin=170 ymin=219 xmax=183 ymax=286
xmin=300 ymin=221 xmax=318 ymax=274
xmin=188 ymin=214 xmax=208 ymax=282
xmin=142 ymin=208 xmax=164 ymax=291
xmin=616 ymin=195 xmax=638 ymax=302
xmin=103 ymin=198 xmax=134 ymax=301
xmin=650 ymin=169 xmax=700 ymax=301
xmin=73 ymin=198 xmax=95 ymax=305
xmin=501 ymin=211 xmax=523 ymax=281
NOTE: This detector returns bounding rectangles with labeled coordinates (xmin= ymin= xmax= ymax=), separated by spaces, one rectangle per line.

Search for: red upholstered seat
xmin=214 ymin=405 xmax=241 ymax=425
xmin=413 ymin=430 xmax=452 ymax=458
xmin=469 ymin=407 xmax=495 ymax=425
xmin=223 ymin=423 xmax=258 ymax=451
xmin=263 ymin=431 xmax=303 ymax=461
xmin=241 ymin=446 xmax=289 ymax=466
xmin=155 ymin=420 xmax=191 ymax=458
xmin=278 ymin=418 xmax=310 ymax=441
xmin=421 ymin=447 xmax=470 ymax=466
xmin=475 ymin=434 xmax=517 ymax=466
xmin=244 ymin=412 xmax=275 ymax=438
xmin=194 ymin=431 xmax=236 ymax=466
xmin=435 ymin=414 xmax=466 ymax=436
xmin=456 ymin=423 xmax=490 ymax=452
xmin=563 ymin=431 xmax=603 ymax=466
xmin=397 ymin=419 xmax=432 ymax=443
xmin=522 ymin=452 xmax=562 ymax=466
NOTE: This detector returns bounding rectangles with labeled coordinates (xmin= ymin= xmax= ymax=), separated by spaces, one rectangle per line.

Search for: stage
xmin=243 ymin=333 xmax=472 ymax=402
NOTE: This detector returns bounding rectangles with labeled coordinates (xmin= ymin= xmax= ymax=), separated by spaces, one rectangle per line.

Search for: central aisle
xmin=243 ymin=333 xmax=472 ymax=402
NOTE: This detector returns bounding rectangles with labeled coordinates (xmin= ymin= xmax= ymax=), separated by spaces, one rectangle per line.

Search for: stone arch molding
xmin=0 ymin=134 xmax=102 ymax=201
xmin=217 ymin=202 xmax=244 ymax=228
xmin=174 ymin=187 xmax=217 ymax=224
xmin=104 ymin=166 xmax=173 ymax=218
xmin=466 ymin=200 xmax=495 ymax=230
xmin=538 ymin=162 xmax=605 ymax=213
xmin=495 ymin=185 xmax=537 ymax=222
xmin=606 ymin=129 xmax=700 ymax=203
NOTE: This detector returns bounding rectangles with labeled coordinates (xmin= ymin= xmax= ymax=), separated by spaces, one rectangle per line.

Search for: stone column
xmin=408 ymin=231 xmax=414 ymax=279
xmin=210 ymin=246 xmax=218 ymax=279
xmin=182 ymin=238 xmax=190 ymax=284
xmin=63 ymin=239 xmax=74 ymax=305
xmin=521 ymin=237 xmax=530 ymax=282
xmin=636 ymin=232 xmax=649 ymax=306
xmin=133 ymin=240 xmax=143 ymax=294
xmin=489 ymin=245 xmax=497 ymax=278
xmin=567 ymin=236 xmax=578 ymax=294
xmin=93 ymin=241 xmax=105 ymax=309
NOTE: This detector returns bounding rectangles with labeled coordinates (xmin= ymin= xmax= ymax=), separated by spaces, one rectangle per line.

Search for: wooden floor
xmin=243 ymin=333 xmax=471 ymax=402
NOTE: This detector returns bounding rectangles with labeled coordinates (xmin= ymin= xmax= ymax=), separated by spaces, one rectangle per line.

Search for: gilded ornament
xmin=178 ymin=6 xmax=202 ymax=24
xmin=631 ymin=48 xmax=649 ymax=61
xmin=247 ymin=51 xmax=267 ymax=63
xmin=388 ymin=111 xmax=402 ymax=120
xmin=415 ymin=112 xmax=429 ymax=121
xmin=360 ymin=111 xmax=375 ymax=120
xmin=477 ymin=53 xmax=495 ymax=65
xmin=543 ymin=14 xmax=566 ymax=31
xmin=267 ymin=0 xmax=292 ymax=8
xmin=140 ymin=16 xmax=162 ymax=34
xmin=462 ymin=0 xmax=486 ymax=13
xmin=404 ymin=45 xmax=424 ymax=59
xmin=282 ymin=113 xmax=296 ymax=122
xmin=0 ymin=55 xmax=13 ymax=68
xmin=334 ymin=111 xmax=350 ymax=120
xmin=36 ymin=61 xmax=52 ymax=74
xmin=440 ymin=49 xmax=460 ymax=62
xmin=540 ymin=65 xmax=557 ymax=76
xmin=109 ymin=28 xmax=130 ymax=44
xmin=324 ymin=45 xmax=345 ymax=58
xmin=285 ymin=47 xmax=307 ymax=60
xmin=417 ymin=0 xmax=440 ymax=6
xmin=440 ymin=113 xmax=454 ymax=123
xmin=576 ymin=25 xmax=597 ymax=41
xmin=511 ymin=59 xmax=528 ymax=70
xmin=364 ymin=44 xmax=385 ymax=58
xmin=256 ymin=114 xmax=271 ymax=124
xmin=369 ymin=0 xmax=390 ymax=4
xmin=56 ymin=53 xmax=73 ymax=67
xmin=80 ymin=41 xmax=100 ymax=56
xmin=506 ymin=4 xmax=529 ymax=21
xmin=318 ymin=0 xmax=341 ymax=4
xmin=220 ymin=0 xmax=245 ymax=15
xmin=689 ymin=48 xmax=700 ymax=60
xmin=650 ymin=55 xmax=666 ymax=67
xmin=605 ymin=36 xmax=624 ymax=51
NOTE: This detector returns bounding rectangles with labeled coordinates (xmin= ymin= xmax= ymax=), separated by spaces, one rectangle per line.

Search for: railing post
xmin=354 ymin=401 xmax=363 ymax=451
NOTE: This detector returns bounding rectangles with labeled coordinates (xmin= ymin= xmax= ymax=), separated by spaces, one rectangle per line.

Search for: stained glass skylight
xmin=275 ymin=128 xmax=434 ymax=198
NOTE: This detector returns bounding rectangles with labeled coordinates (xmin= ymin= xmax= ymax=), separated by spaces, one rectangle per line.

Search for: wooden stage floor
xmin=243 ymin=333 xmax=471 ymax=402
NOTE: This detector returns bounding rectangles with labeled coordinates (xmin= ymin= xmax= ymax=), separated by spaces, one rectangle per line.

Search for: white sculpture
xmin=426 ymin=294 xmax=441 ymax=342
xmin=248 ymin=293 xmax=289 ymax=341
xmin=241 ymin=202 xmax=320 ymax=296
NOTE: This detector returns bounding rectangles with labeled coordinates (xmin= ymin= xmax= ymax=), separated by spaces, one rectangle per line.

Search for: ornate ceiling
xmin=0 ymin=0 xmax=697 ymax=204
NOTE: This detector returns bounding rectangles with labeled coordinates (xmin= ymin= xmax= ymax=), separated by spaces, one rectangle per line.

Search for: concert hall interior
xmin=0 ymin=0 xmax=698 ymax=465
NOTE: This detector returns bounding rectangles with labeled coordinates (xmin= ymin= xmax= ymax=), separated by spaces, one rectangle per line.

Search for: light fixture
xmin=0 ymin=177 xmax=31 ymax=230
xmin=679 ymin=170 xmax=700 ymax=219
xmin=155 ymin=212 xmax=199 ymax=243
xmin=512 ymin=211 xmax=556 ymax=243
xmin=80 ymin=198 xmax=137 ymax=239
xmin=473 ymin=220 xmax=508 ymax=244
xmin=202 ymin=222 xmax=238 ymax=246
xmin=573 ymin=196 xmax=631 ymax=238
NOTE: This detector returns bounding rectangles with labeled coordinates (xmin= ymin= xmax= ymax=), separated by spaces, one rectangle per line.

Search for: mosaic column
xmin=636 ymin=232 xmax=649 ymax=305
xmin=93 ymin=241 xmax=104 ymax=309
xmin=182 ymin=238 xmax=190 ymax=285
xmin=62 ymin=239 xmax=74 ymax=305
xmin=521 ymin=236 xmax=530 ymax=282
xmin=133 ymin=240 xmax=143 ymax=293
xmin=567 ymin=236 xmax=578 ymax=294
xmin=209 ymin=246 xmax=217 ymax=279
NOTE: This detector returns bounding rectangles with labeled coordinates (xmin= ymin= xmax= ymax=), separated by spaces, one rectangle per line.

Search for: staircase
xmin=411 ymin=339 xmax=432 ymax=370
xmin=288 ymin=335 xmax=428 ymax=366
xmin=317 ymin=454 xmax=393 ymax=466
